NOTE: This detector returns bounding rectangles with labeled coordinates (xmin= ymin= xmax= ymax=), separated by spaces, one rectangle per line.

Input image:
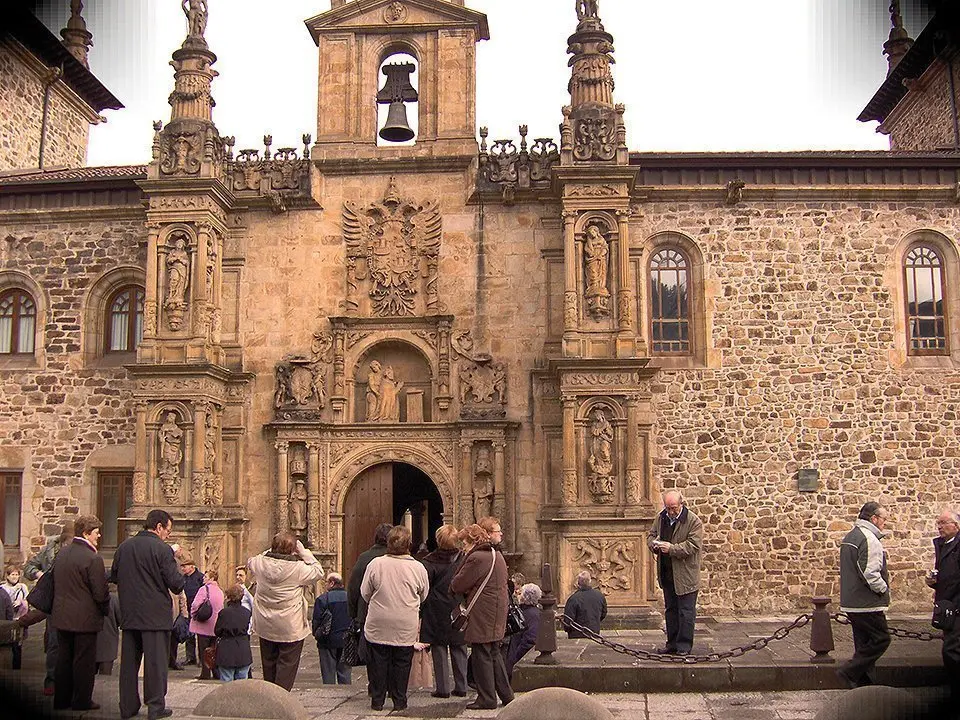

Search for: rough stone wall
xmin=634 ymin=199 xmax=960 ymax=613
xmin=0 ymin=217 xmax=146 ymax=557
xmin=889 ymin=60 xmax=960 ymax=151
xmin=0 ymin=41 xmax=90 ymax=172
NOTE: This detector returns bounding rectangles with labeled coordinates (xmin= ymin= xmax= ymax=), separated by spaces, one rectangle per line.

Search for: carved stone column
xmin=562 ymin=211 xmax=579 ymax=356
xmin=133 ymin=403 xmax=149 ymax=504
xmin=624 ymin=395 xmax=642 ymax=505
xmin=307 ymin=442 xmax=321 ymax=549
xmin=459 ymin=440 xmax=474 ymax=525
xmin=561 ymin=395 xmax=578 ymax=507
xmin=275 ymin=441 xmax=289 ymax=533
xmin=191 ymin=404 xmax=206 ymax=505
xmin=143 ymin=223 xmax=161 ymax=343
xmin=492 ymin=440 xmax=506 ymax=524
xmin=616 ymin=210 xmax=636 ymax=356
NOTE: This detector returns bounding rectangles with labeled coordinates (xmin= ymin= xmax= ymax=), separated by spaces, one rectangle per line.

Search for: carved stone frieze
xmin=477 ymin=125 xmax=559 ymax=194
xmin=567 ymin=184 xmax=619 ymax=197
xmin=342 ymin=177 xmax=442 ymax=317
xmin=564 ymin=371 xmax=644 ymax=387
xmin=572 ymin=537 xmax=636 ymax=595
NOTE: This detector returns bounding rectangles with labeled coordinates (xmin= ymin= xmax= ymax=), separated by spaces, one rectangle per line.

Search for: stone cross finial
xmin=61 ymin=0 xmax=92 ymax=68
xmin=883 ymin=0 xmax=913 ymax=76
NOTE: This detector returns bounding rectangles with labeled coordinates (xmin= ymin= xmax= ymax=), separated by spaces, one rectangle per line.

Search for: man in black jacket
xmin=928 ymin=509 xmax=960 ymax=698
xmin=561 ymin=571 xmax=607 ymax=638
xmin=51 ymin=515 xmax=109 ymax=711
xmin=110 ymin=510 xmax=184 ymax=720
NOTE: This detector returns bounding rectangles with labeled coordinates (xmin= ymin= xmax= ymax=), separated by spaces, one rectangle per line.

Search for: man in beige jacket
xmin=248 ymin=531 xmax=323 ymax=690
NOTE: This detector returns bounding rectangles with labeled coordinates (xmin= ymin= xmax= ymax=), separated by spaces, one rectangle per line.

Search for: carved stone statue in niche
xmin=473 ymin=445 xmax=494 ymax=523
xmin=379 ymin=366 xmax=404 ymax=422
xmin=587 ymin=408 xmax=615 ymax=503
xmin=289 ymin=477 xmax=307 ymax=538
xmin=158 ymin=412 xmax=183 ymax=503
xmin=203 ymin=413 xmax=217 ymax=473
xmin=365 ymin=360 xmax=383 ymax=421
xmin=164 ymin=233 xmax=190 ymax=330
xmin=583 ymin=225 xmax=611 ymax=319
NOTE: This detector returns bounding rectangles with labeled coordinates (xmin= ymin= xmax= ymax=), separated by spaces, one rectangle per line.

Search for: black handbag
xmin=933 ymin=600 xmax=956 ymax=631
xmin=505 ymin=601 xmax=527 ymax=636
xmin=172 ymin=615 xmax=191 ymax=644
xmin=26 ymin=569 xmax=55 ymax=615
xmin=313 ymin=607 xmax=333 ymax=641
xmin=192 ymin=586 xmax=213 ymax=622
xmin=342 ymin=622 xmax=364 ymax=667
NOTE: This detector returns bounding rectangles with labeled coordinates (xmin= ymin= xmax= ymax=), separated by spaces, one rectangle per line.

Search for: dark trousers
xmin=318 ymin=645 xmax=352 ymax=684
xmin=12 ymin=642 xmax=22 ymax=670
xmin=431 ymin=643 xmax=468 ymax=695
xmin=44 ymin=619 xmax=59 ymax=685
xmin=196 ymin=634 xmax=217 ymax=680
xmin=470 ymin=641 xmax=514 ymax=708
xmin=98 ymin=661 xmax=114 ymax=675
xmin=54 ymin=630 xmax=98 ymax=710
xmin=168 ymin=633 xmax=180 ymax=667
xmin=663 ymin=577 xmax=697 ymax=653
xmin=943 ymin=625 xmax=960 ymax=697
xmin=120 ymin=629 xmax=170 ymax=720
xmin=259 ymin=638 xmax=304 ymax=691
xmin=367 ymin=642 xmax=414 ymax=709
xmin=185 ymin=633 xmax=197 ymax=663
xmin=840 ymin=611 xmax=890 ymax=687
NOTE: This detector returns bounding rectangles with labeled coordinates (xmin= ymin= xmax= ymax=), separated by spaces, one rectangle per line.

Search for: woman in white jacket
xmin=247 ymin=531 xmax=324 ymax=690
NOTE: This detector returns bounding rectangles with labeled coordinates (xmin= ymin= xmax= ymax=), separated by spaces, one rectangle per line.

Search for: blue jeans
xmin=218 ymin=664 xmax=251 ymax=682
xmin=318 ymin=646 xmax=351 ymax=685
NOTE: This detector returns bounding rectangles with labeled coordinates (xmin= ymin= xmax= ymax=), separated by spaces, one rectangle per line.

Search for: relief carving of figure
xmin=289 ymin=477 xmax=307 ymax=535
xmin=576 ymin=0 xmax=600 ymax=20
xmin=203 ymin=413 xmax=217 ymax=473
xmin=158 ymin=412 xmax=183 ymax=502
xmin=587 ymin=409 xmax=615 ymax=503
xmin=182 ymin=0 xmax=207 ymax=39
xmin=379 ymin=366 xmax=404 ymax=422
xmin=164 ymin=234 xmax=189 ymax=330
xmin=365 ymin=360 xmax=383 ymax=421
xmin=274 ymin=365 xmax=290 ymax=408
xmin=473 ymin=445 xmax=494 ymax=522
xmin=583 ymin=225 xmax=611 ymax=319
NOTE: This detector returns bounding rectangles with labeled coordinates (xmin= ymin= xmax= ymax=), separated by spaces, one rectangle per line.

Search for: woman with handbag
xmin=189 ymin=569 xmax=224 ymax=680
xmin=360 ymin=525 xmax=429 ymax=712
xmin=505 ymin=583 xmax=541 ymax=679
xmin=215 ymin=584 xmax=254 ymax=681
xmin=419 ymin=524 xmax=468 ymax=698
xmin=449 ymin=522 xmax=514 ymax=710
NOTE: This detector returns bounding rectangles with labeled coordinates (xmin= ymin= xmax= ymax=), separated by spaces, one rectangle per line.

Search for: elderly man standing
xmin=927 ymin=508 xmax=960 ymax=698
xmin=111 ymin=510 xmax=185 ymax=720
xmin=838 ymin=501 xmax=891 ymax=688
xmin=647 ymin=490 xmax=703 ymax=655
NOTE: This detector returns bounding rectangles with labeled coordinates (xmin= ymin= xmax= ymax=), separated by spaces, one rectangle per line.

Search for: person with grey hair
xmin=505 ymin=583 xmax=541 ymax=678
xmin=837 ymin=501 xmax=890 ymax=688
xmin=926 ymin=508 xmax=960 ymax=699
xmin=561 ymin=571 xmax=607 ymax=638
xmin=313 ymin=572 xmax=352 ymax=685
xmin=647 ymin=489 xmax=703 ymax=655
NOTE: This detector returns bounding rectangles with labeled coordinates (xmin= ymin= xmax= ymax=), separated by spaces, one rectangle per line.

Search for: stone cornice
xmin=313 ymin=154 xmax=476 ymax=175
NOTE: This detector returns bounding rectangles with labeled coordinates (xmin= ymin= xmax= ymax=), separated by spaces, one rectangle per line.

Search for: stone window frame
xmin=82 ymin=266 xmax=146 ymax=368
xmin=0 ymin=470 xmax=22 ymax=548
xmin=104 ymin=285 xmax=145 ymax=355
xmin=637 ymin=231 xmax=708 ymax=369
xmin=0 ymin=270 xmax=45 ymax=370
xmin=889 ymin=229 xmax=960 ymax=369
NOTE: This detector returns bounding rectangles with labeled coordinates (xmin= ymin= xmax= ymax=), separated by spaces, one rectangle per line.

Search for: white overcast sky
xmin=35 ymin=1 xmax=935 ymax=166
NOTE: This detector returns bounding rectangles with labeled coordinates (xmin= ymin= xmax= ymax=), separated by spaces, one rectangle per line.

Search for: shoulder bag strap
xmin=464 ymin=549 xmax=497 ymax=617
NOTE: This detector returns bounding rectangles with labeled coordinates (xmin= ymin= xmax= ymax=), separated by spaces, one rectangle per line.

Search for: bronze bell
xmin=377 ymin=62 xmax=418 ymax=143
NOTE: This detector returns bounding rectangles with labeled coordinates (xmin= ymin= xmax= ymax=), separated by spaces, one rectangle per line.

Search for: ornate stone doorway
xmin=341 ymin=461 xmax=443 ymax=582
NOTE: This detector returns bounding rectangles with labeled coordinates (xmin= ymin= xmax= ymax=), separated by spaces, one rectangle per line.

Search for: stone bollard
xmin=809 ymin=596 xmax=835 ymax=664
xmin=534 ymin=562 xmax=558 ymax=665
xmin=193 ymin=679 xmax=310 ymax=720
xmin=498 ymin=687 xmax=613 ymax=720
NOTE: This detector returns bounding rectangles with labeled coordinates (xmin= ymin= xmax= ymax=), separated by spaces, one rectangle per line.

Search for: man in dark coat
xmin=419 ymin=524 xmax=467 ymax=697
xmin=176 ymin=550 xmax=204 ymax=665
xmin=562 ymin=571 xmax=607 ymax=638
xmin=928 ymin=509 xmax=960 ymax=698
xmin=110 ymin=510 xmax=184 ymax=720
xmin=347 ymin=522 xmax=392 ymax=625
xmin=51 ymin=515 xmax=110 ymax=711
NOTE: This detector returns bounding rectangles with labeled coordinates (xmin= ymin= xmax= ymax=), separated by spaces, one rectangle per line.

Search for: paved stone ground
xmin=0 ymin=615 xmax=952 ymax=720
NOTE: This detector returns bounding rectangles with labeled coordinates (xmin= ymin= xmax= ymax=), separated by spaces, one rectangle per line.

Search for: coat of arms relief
xmin=342 ymin=177 xmax=442 ymax=317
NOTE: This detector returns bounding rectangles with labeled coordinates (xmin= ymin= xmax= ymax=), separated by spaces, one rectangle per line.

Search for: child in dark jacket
xmin=214 ymin=584 xmax=253 ymax=681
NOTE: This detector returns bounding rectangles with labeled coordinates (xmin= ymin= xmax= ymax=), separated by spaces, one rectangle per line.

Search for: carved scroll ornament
xmin=573 ymin=538 xmax=635 ymax=595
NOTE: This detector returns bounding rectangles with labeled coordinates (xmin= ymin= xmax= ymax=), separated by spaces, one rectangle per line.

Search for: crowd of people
xmin=5 ymin=496 xmax=959 ymax=715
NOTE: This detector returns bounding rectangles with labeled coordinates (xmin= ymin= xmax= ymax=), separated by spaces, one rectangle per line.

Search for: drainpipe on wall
xmin=38 ymin=65 xmax=64 ymax=169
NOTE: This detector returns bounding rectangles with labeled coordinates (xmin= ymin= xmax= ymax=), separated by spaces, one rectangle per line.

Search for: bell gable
xmin=305 ymin=0 xmax=490 ymax=44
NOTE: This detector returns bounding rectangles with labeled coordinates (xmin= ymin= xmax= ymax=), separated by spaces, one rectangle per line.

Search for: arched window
xmin=649 ymin=248 xmax=690 ymax=355
xmin=0 ymin=289 xmax=36 ymax=354
xmin=105 ymin=286 xmax=144 ymax=353
xmin=904 ymin=244 xmax=948 ymax=355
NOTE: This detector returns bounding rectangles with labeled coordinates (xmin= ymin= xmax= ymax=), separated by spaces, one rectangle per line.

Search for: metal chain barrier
xmin=555 ymin=613 xmax=814 ymax=664
xmin=832 ymin=612 xmax=941 ymax=642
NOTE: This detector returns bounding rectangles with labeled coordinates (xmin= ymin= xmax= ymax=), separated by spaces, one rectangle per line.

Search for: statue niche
xmin=157 ymin=411 xmax=184 ymax=504
xmin=356 ymin=341 xmax=432 ymax=423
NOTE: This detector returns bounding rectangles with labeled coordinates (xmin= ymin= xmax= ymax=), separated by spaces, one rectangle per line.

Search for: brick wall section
xmin=889 ymin=60 xmax=960 ymax=151
xmin=0 ymin=41 xmax=90 ymax=172
xmin=633 ymin=200 xmax=960 ymax=612
xmin=0 ymin=218 xmax=146 ymax=554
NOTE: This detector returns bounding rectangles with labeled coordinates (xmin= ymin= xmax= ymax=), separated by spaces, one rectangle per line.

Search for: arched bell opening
xmin=341 ymin=461 xmax=443 ymax=582
xmin=376 ymin=50 xmax=419 ymax=146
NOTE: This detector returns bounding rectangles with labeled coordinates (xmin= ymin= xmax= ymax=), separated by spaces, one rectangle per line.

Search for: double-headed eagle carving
xmin=342 ymin=177 xmax=442 ymax=316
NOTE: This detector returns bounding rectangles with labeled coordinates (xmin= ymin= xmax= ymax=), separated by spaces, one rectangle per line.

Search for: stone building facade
xmin=1 ymin=0 xmax=959 ymax=615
